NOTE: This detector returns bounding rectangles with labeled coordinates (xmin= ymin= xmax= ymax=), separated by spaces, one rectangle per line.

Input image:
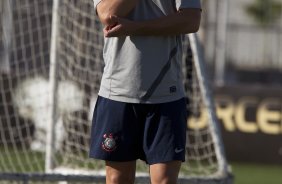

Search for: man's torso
xmin=98 ymin=0 xmax=186 ymax=103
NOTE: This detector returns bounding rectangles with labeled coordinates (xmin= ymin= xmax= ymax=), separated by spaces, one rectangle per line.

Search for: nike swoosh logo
xmin=175 ymin=148 xmax=184 ymax=153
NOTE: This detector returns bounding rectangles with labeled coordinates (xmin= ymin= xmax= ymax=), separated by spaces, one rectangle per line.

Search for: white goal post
xmin=0 ymin=0 xmax=233 ymax=183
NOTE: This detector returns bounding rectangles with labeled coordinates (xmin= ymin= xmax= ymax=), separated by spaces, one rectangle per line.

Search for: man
xmin=89 ymin=0 xmax=201 ymax=183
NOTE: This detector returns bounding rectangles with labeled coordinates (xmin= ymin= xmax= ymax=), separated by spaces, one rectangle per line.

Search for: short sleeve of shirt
xmin=93 ymin=0 xmax=102 ymax=13
xmin=175 ymin=0 xmax=202 ymax=11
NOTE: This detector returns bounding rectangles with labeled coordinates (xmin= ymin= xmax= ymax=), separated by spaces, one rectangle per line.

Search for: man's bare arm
xmin=104 ymin=8 xmax=201 ymax=37
xmin=96 ymin=0 xmax=138 ymax=26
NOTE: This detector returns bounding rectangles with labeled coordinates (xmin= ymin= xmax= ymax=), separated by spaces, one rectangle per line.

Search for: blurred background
xmin=0 ymin=0 xmax=282 ymax=184
xmin=202 ymin=0 xmax=282 ymax=183
xmin=201 ymin=0 xmax=282 ymax=183
xmin=203 ymin=0 xmax=282 ymax=161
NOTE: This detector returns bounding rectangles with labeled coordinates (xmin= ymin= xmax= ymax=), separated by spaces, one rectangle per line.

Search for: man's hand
xmin=96 ymin=0 xmax=139 ymax=26
xmin=104 ymin=15 xmax=137 ymax=37
xmin=103 ymin=8 xmax=201 ymax=37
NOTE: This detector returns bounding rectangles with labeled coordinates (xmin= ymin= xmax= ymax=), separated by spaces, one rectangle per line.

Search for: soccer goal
xmin=0 ymin=0 xmax=233 ymax=183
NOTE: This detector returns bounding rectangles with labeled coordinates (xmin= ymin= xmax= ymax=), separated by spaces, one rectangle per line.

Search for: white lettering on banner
xmin=235 ymin=97 xmax=258 ymax=133
xmin=215 ymin=95 xmax=236 ymax=131
xmin=188 ymin=109 xmax=208 ymax=129
xmin=187 ymin=96 xmax=282 ymax=135
xmin=257 ymin=98 xmax=281 ymax=135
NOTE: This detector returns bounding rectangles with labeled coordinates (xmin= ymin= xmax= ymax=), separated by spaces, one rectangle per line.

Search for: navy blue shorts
xmin=89 ymin=96 xmax=187 ymax=164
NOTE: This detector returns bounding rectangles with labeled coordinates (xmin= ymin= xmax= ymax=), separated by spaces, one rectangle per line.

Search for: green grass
xmin=1 ymin=147 xmax=282 ymax=184
xmin=0 ymin=148 xmax=45 ymax=172
xmin=0 ymin=146 xmax=214 ymax=175
xmin=231 ymin=162 xmax=282 ymax=184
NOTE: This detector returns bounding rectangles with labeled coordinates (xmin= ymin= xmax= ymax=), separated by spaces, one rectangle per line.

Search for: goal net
xmin=0 ymin=0 xmax=232 ymax=183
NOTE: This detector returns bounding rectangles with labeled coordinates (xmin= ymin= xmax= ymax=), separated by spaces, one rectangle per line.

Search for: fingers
xmin=103 ymin=15 xmax=130 ymax=37
xmin=107 ymin=15 xmax=119 ymax=30
xmin=104 ymin=24 xmax=122 ymax=37
xmin=103 ymin=15 xmax=121 ymax=37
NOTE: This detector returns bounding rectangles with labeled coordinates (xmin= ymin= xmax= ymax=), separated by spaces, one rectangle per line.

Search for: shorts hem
xmin=146 ymin=158 xmax=185 ymax=165
xmin=89 ymin=154 xmax=138 ymax=162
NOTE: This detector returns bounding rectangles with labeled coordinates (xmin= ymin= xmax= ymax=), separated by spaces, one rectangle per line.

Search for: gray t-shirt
xmin=94 ymin=0 xmax=201 ymax=103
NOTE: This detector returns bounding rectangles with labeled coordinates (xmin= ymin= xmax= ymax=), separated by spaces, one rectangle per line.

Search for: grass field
xmin=1 ymin=147 xmax=282 ymax=184
xmin=230 ymin=162 xmax=282 ymax=184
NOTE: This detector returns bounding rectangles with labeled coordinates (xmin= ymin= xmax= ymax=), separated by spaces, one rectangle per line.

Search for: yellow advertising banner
xmin=188 ymin=85 xmax=282 ymax=163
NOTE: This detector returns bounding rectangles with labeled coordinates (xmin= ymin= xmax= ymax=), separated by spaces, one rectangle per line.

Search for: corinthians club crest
xmin=102 ymin=133 xmax=118 ymax=152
